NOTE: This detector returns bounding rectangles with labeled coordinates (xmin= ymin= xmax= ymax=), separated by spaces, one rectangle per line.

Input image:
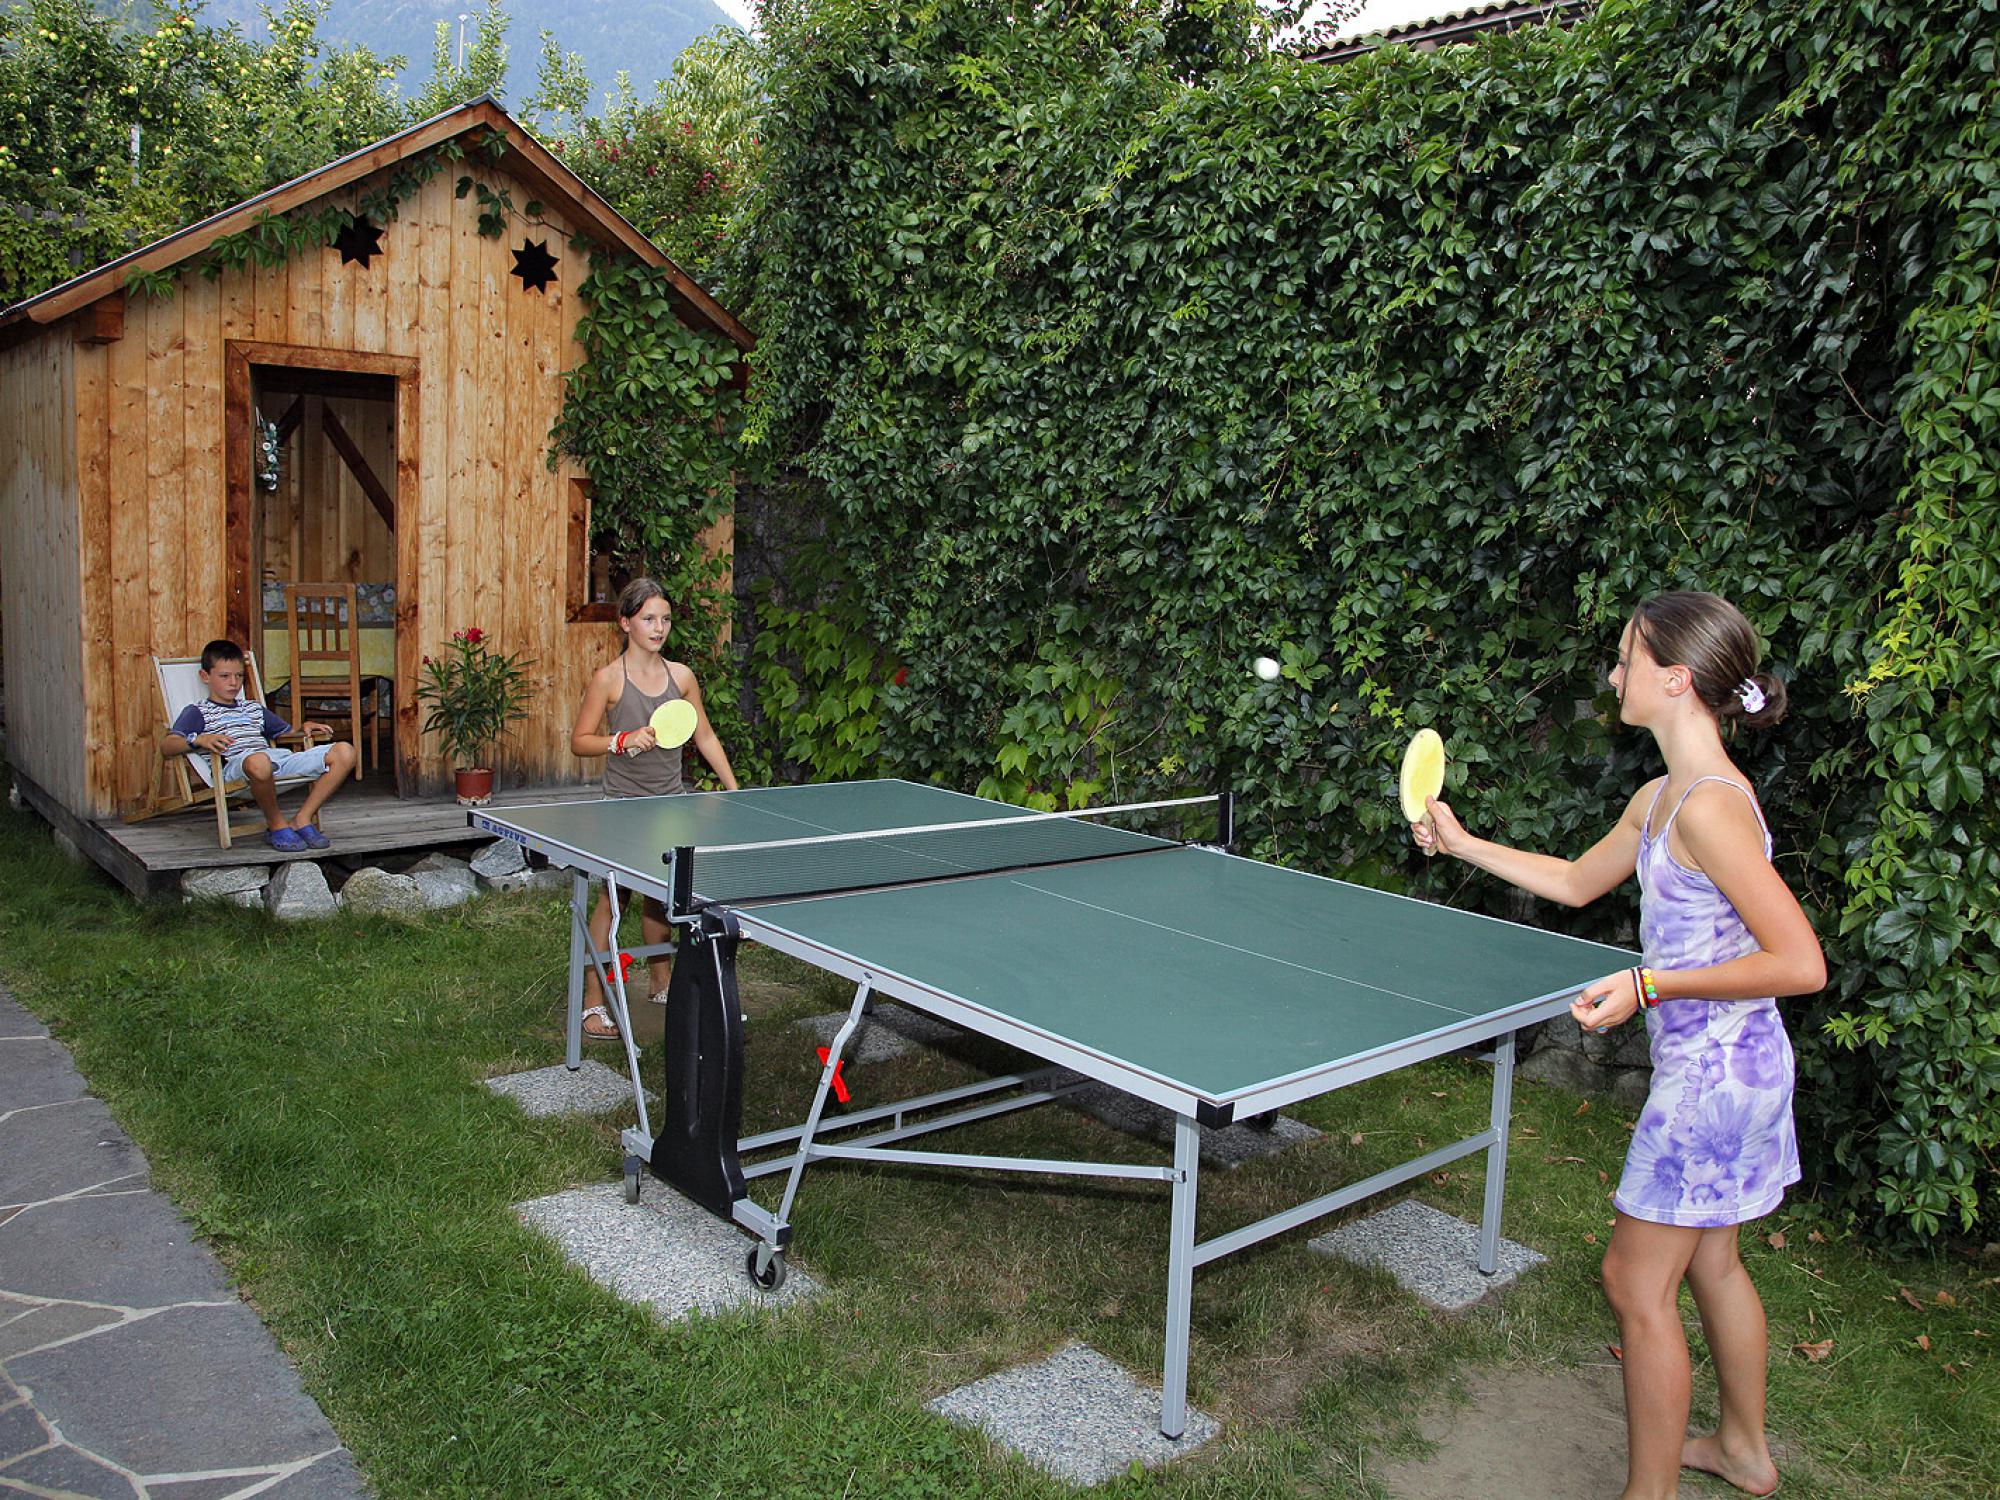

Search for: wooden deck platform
xmin=15 ymin=770 xmax=601 ymax=901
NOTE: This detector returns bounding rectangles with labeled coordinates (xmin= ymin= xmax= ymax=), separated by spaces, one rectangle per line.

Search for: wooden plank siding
xmin=182 ymin=274 xmax=224 ymax=661
xmin=75 ymin=335 xmax=116 ymax=807
xmin=0 ymin=336 xmax=88 ymax=811
xmin=105 ymin=307 xmax=153 ymax=811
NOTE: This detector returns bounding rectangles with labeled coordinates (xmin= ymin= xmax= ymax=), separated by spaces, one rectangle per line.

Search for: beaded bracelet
xmin=1631 ymin=966 xmax=1660 ymax=1008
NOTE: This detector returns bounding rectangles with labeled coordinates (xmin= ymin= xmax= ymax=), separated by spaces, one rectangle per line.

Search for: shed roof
xmin=1298 ymin=0 xmax=1596 ymax=62
xmin=0 ymin=95 xmax=752 ymax=355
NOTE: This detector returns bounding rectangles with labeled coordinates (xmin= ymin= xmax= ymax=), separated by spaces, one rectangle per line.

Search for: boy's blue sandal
xmin=296 ymin=825 xmax=331 ymax=850
xmin=265 ymin=827 xmax=308 ymax=853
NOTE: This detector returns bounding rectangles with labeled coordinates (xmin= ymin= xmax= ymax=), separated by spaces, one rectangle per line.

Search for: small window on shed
xmin=567 ymin=478 xmax=632 ymax=623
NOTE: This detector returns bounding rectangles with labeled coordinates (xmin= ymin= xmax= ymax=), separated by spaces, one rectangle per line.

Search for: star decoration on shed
xmin=333 ymin=215 xmax=384 ymax=268
xmin=511 ymin=238 xmax=559 ymax=293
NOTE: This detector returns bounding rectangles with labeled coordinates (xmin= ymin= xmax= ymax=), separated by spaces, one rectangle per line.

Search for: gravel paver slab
xmin=927 ymin=1341 xmax=1218 ymax=1485
xmin=794 ymin=1003 xmax=966 ymax=1063
xmin=1307 ymin=1197 xmax=1546 ymax=1310
xmin=515 ymin=1182 xmax=819 ymax=1321
xmin=484 ymin=1060 xmax=640 ymax=1118
xmin=1051 ymin=1072 xmax=1321 ymax=1168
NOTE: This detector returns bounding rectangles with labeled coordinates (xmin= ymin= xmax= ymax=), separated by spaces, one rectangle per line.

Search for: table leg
xmin=773 ymin=979 xmax=874 ymax=1235
xmin=564 ymin=870 xmax=588 ymax=1071
xmin=598 ymin=876 xmax=651 ymax=1141
xmin=1478 ymin=1029 xmax=1518 ymax=1274
xmin=1160 ymin=1112 xmax=1200 ymax=1439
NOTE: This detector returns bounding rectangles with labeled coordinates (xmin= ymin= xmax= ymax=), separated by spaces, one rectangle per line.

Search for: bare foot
xmin=1682 ymin=1432 xmax=1779 ymax=1496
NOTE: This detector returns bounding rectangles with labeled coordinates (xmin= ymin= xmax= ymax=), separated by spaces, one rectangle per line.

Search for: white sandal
xmin=580 ymin=1004 xmax=622 ymax=1042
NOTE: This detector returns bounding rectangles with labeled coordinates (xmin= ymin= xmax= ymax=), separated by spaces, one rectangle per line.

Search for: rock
xmin=266 ymin=860 xmax=337 ymax=920
xmin=1535 ymin=1017 xmax=1584 ymax=1053
xmin=50 ymin=828 xmax=84 ymax=863
xmin=6 ymin=781 xmax=20 ymax=810
xmin=1609 ymin=1068 xmax=1653 ymax=1113
xmin=339 ymin=866 xmax=426 ymax=920
xmin=469 ymin=839 xmax=527 ymax=879
xmin=1516 ymin=1045 xmax=1609 ymax=1097
xmin=407 ymin=853 xmax=475 ymax=909
xmin=1580 ymin=1021 xmax=1653 ymax=1070
xmin=1515 ymin=1019 xmax=1556 ymax=1058
xmin=182 ymin=866 xmax=271 ymax=908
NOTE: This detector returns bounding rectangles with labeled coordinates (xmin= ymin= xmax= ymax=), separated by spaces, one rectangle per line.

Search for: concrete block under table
xmin=515 ymin=1183 xmax=819 ymax=1322
xmin=485 ymin=1060 xmax=640 ymax=1118
xmin=1308 ymin=1197 xmax=1546 ymax=1311
xmin=1051 ymin=1070 xmax=1322 ymax=1169
xmin=794 ymin=1001 xmax=967 ymax=1062
xmin=928 ymin=1342 xmax=1219 ymax=1485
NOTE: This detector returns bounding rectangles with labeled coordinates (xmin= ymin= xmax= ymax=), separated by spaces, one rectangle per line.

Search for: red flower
xmin=463 ymin=627 xmax=485 ymax=645
xmin=893 ymin=667 xmax=908 ymax=686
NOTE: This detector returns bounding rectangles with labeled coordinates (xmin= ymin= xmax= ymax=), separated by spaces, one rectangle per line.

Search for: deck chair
xmin=132 ymin=652 xmax=317 ymax=849
xmin=283 ymin=582 xmax=377 ymax=779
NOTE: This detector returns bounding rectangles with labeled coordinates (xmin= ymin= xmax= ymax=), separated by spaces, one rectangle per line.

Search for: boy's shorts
xmin=223 ymin=743 xmax=334 ymax=784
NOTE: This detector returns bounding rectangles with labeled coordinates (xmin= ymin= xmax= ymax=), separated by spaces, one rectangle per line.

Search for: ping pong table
xmin=474 ymin=778 xmax=1633 ymax=1437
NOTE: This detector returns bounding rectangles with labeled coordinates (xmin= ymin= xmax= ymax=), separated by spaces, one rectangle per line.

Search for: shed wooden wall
xmin=0 ymin=334 xmax=88 ymax=811
xmin=66 ymin=160 xmax=630 ymax=816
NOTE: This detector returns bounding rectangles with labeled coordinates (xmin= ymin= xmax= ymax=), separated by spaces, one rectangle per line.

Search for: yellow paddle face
xmin=1398 ymin=728 xmax=1446 ymax=824
xmin=650 ymin=698 xmax=697 ymax=749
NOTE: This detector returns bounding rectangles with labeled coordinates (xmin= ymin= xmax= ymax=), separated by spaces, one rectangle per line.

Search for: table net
xmin=676 ymin=794 xmax=1226 ymax=909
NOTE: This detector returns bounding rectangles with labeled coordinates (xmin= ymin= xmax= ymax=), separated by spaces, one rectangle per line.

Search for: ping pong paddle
xmin=648 ymin=699 xmax=697 ymax=751
xmin=1399 ymin=728 xmax=1446 ymax=856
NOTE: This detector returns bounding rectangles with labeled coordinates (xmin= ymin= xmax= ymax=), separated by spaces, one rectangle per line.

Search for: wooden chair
xmin=132 ymin=653 xmax=318 ymax=848
xmin=284 ymin=582 xmax=378 ymax=779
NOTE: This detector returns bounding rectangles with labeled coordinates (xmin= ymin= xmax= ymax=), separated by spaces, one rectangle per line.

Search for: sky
xmin=710 ymin=0 xmax=756 ymax=28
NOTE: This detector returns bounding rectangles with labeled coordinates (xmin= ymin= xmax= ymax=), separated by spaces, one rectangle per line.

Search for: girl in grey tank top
xmin=565 ymin=578 xmax=741 ymax=1042
xmin=604 ymin=656 xmax=685 ymax=798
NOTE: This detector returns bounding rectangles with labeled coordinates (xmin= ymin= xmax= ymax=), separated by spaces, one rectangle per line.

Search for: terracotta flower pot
xmin=454 ymin=767 xmax=495 ymax=807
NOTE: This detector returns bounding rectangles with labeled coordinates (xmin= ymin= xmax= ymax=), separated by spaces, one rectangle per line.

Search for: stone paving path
xmin=0 ymin=986 xmax=368 ymax=1499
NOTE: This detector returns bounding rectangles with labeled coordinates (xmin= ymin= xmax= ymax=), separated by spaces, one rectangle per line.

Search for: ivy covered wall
xmin=730 ymin=0 xmax=2000 ymax=1243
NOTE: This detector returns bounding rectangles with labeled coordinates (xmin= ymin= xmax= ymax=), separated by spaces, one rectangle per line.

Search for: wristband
xmin=613 ymin=731 xmax=626 ymax=755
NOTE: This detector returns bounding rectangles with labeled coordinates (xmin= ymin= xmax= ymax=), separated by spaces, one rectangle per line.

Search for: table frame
xmin=474 ymin=806 xmax=1589 ymax=1438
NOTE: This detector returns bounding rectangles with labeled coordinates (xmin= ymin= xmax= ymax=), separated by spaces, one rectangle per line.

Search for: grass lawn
xmin=1 ymin=795 xmax=1993 ymax=1498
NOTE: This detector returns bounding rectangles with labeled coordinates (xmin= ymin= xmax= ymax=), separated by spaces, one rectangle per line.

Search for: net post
xmin=667 ymin=844 xmax=695 ymax=916
xmin=1216 ymin=790 xmax=1236 ymax=851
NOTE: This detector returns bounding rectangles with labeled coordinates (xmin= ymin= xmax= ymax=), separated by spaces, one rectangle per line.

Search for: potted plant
xmin=414 ymin=627 xmax=536 ymax=805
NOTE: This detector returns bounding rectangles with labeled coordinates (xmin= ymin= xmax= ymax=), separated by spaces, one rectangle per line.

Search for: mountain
xmin=197 ymin=0 xmax=742 ymax=109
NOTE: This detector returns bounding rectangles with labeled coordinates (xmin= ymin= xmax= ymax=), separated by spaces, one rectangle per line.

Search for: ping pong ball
xmin=1253 ymin=656 xmax=1281 ymax=682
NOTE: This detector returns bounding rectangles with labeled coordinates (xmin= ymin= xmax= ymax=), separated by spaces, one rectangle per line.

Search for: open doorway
xmin=224 ymin=342 xmax=418 ymax=795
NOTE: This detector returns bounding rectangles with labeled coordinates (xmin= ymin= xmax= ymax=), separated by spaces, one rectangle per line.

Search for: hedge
xmin=719 ymin=0 xmax=2000 ymax=1243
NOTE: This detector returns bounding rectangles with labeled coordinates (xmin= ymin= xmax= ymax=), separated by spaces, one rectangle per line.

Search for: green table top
xmin=480 ymin=780 xmax=1634 ymax=1103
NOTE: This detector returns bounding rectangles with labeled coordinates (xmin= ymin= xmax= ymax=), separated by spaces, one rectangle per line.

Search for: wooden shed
xmin=0 ymin=97 xmax=752 ymax=841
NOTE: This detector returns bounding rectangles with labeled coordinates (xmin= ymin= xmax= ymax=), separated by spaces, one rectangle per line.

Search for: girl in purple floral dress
xmin=1413 ymin=592 xmax=1825 ymax=1500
